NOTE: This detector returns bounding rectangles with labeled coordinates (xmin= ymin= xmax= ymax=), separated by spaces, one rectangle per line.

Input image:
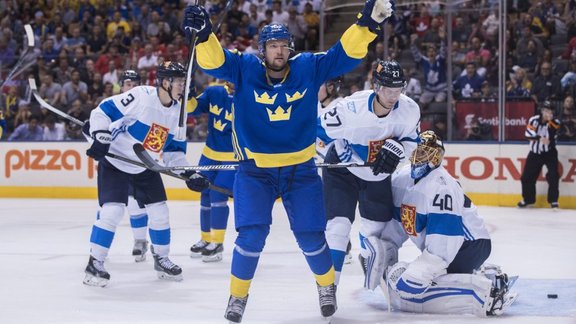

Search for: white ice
xmin=0 ymin=199 xmax=574 ymax=324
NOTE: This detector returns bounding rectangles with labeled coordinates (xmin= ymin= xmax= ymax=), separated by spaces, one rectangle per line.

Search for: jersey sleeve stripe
xmin=99 ymin=100 xmax=124 ymax=122
xmin=426 ymin=213 xmax=465 ymax=236
xmin=164 ymin=139 xmax=186 ymax=153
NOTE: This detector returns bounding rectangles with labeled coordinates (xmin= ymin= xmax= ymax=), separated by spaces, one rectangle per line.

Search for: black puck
xmin=547 ymin=294 xmax=558 ymax=299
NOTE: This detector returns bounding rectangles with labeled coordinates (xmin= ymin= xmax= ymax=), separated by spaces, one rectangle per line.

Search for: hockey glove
xmin=86 ymin=130 xmax=112 ymax=162
xmin=357 ymin=0 xmax=395 ymax=32
xmin=182 ymin=5 xmax=213 ymax=44
xmin=183 ymin=170 xmax=210 ymax=192
xmin=371 ymin=138 xmax=404 ymax=175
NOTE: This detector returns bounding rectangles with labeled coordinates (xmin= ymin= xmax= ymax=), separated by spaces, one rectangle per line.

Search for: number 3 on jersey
xmin=324 ymin=107 xmax=342 ymax=127
xmin=121 ymin=93 xmax=135 ymax=107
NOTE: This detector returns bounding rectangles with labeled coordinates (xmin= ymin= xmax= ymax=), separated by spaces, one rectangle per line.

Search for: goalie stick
xmin=28 ymin=78 xmax=232 ymax=197
xmin=134 ymin=143 xmax=373 ymax=172
xmin=1 ymin=24 xmax=35 ymax=88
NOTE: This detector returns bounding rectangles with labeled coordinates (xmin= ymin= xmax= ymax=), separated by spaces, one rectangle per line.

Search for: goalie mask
xmin=410 ymin=130 xmax=445 ymax=180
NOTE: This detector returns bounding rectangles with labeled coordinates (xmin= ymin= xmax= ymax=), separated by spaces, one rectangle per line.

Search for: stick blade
xmin=132 ymin=143 xmax=167 ymax=172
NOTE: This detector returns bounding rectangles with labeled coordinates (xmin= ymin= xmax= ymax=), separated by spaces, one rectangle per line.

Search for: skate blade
xmin=344 ymin=253 xmax=353 ymax=265
xmin=83 ymin=274 xmax=109 ymax=287
xmin=157 ymin=271 xmax=183 ymax=282
xmin=190 ymin=252 xmax=203 ymax=259
xmin=202 ymin=253 xmax=223 ymax=263
xmin=134 ymin=254 xmax=147 ymax=263
xmin=323 ymin=315 xmax=333 ymax=323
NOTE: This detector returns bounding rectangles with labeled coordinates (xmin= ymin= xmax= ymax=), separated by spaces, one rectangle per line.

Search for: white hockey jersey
xmin=89 ymin=85 xmax=188 ymax=174
xmin=317 ymin=90 xmax=420 ymax=181
xmin=390 ymin=164 xmax=491 ymax=265
xmin=316 ymin=97 xmax=343 ymax=160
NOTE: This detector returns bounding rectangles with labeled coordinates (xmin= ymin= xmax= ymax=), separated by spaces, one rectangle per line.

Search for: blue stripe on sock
xmin=130 ymin=214 xmax=148 ymax=228
xmin=149 ymin=228 xmax=171 ymax=245
xmin=89 ymin=225 xmax=115 ymax=248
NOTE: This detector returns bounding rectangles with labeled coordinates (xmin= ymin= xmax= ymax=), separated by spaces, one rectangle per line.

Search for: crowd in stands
xmin=0 ymin=0 xmax=575 ymax=142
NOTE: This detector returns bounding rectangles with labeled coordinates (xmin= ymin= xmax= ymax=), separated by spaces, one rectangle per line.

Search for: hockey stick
xmin=134 ymin=143 xmax=372 ymax=172
xmin=28 ymin=78 xmax=232 ymax=197
xmin=1 ymin=24 xmax=35 ymax=88
xmin=179 ymin=0 xmax=233 ymax=127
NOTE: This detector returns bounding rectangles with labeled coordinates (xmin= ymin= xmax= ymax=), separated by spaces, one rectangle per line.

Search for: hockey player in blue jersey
xmin=362 ymin=130 xmax=517 ymax=316
xmin=187 ymin=81 xmax=237 ymax=262
xmin=183 ymin=0 xmax=394 ymax=321
xmin=317 ymin=60 xmax=421 ymax=289
xmin=82 ymin=62 xmax=210 ymax=287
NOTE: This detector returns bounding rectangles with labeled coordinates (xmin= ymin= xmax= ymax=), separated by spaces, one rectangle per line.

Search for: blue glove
xmin=182 ymin=170 xmax=210 ymax=192
xmin=357 ymin=0 xmax=395 ymax=32
xmin=86 ymin=130 xmax=112 ymax=161
xmin=371 ymin=139 xmax=404 ymax=175
xmin=182 ymin=5 xmax=213 ymax=44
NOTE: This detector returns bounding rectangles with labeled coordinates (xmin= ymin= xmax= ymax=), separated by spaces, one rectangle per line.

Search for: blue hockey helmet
xmin=258 ymin=23 xmax=293 ymax=55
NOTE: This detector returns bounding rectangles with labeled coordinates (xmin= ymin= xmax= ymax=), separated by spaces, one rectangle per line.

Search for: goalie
xmin=360 ymin=130 xmax=517 ymax=316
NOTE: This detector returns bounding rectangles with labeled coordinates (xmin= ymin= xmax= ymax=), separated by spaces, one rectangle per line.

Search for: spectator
xmin=411 ymin=4 xmax=432 ymax=37
xmin=50 ymin=26 xmax=68 ymax=53
xmin=146 ymin=10 xmax=171 ymax=38
xmin=87 ymin=72 xmax=104 ymax=102
xmin=465 ymin=117 xmax=491 ymax=141
xmin=39 ymin=73 xmax=63 ymax=108
xmin=61 ymin=69 xmax=89 ymax=108
xmin=86 ymin=25 xmax=108 ymax=57
xmin=106 ymin=10 xmax=131 ymax=40
xmin=0 ymin=86 xmax=20 ymax=133
xmin=94 ymin=44 xmax=123 ymax=75
xmin=465 ymin=37 xmax=492 ymax=74
xmin=481 ymin=10 xmax=500 ymax=44
xmin=558 ymin=95 xmax=576 ymax=141
xmin=42 ymin=115 xmax=66 ymax=141
xmin=480 ymin=80 xmax=498 ymax=101
xmin=286 ymin=6 xmax=307 ymax=51
xmin=248 ymin=3 xmax=265 ymax=28
xmin=64 ymin=26 xmax=86 ymax=52
xmin=560 ymin=60 xmax=576 ymax=89
xmin=102 ymin=61 xmax=120 ymax=88
xmin=405 ymin=68 xmax=422 ymax=101
xmin=531 ymin=62 xmax=562 ymax=103
xmin=421 ymin=17 xmax=443 ymax=49
xmin=302 ymin=2 xmax=320 ymax=50
xmin=137 ymin=44 xmax=159 ymax=71
xmin=516 ymin=39 xmax=539 ymax=73
xmin=64 ymin=100 xmax=87 ymax=140
xmin=8 ymin=114 xmax=43 ymax=141
xmin=411 ymin=34 xmax=447 ymax=109
xmin=244 ymin=34 xmax=259 ymax=54
xmin=52 ymin=50 xmax=74 ymax=85
xmin=13 ymin=100 xmax=32 ymax=130
xmin=452 ymin=16 xmax=472 ymax=48
xmin=453 ymin=62 xmax=484 ymax=99
xmin=271 ymin=0 xmax=289 ymax=25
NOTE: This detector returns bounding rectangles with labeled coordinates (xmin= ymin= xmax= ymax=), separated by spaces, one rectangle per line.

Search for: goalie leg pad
xmin=362 ymin=236 xmax=398 ymax=290
xmin=386 ymin=272 xmax=494 ymax=316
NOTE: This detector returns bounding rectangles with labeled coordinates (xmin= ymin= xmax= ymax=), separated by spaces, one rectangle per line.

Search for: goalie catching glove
xmin=86 ymin=130 xmax=112 ymax=162
xmin=357 ymin=0 xmax=395 ymax=32
xmin=182 ymin=5 xmax=212 ymax=44
xmin=371 ymin=138 xmax=404 ymax=175
xmin=182 ymin=170 xmax=210 ymax=192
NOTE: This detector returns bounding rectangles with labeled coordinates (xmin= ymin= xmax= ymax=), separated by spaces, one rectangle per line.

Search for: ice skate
xmin=344 ymin=241 xmax=352 ymax=264
xmin=224 ymin=294 xmax=248 ymax=323
xmin=83 ymin=256 xmax=110 ymax=287
xmin=202 ymin=243 xmax=224 ymax=262
xmin=153 ymin=255 xmax=183 ymax=281
xmin=516 ymin=200 xmax=533 ymax=208
xmin=316 ymin=283 xmax=337 ymax=318
xmin=132 ymin=239 xmax=148 ymax=262
xmin=190 ymin=239 xmax=209 ymax=258
xmin=478 ymin=265 xmax=518 ymax=316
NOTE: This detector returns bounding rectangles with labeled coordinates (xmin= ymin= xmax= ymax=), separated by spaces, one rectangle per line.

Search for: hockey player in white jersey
xmin=316 ymin=77 xmax=344 ymax=161
xmin=82 ymin=61 xmax=210 ymax=287
xmin=361 ymin=130 xmax=517 ymax=316
xmin=317 ymin=60 xmax=421 ymax=287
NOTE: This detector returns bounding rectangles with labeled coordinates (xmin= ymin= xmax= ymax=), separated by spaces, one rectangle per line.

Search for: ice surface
xmin=0 ymin=199 xmax=574 ymax=324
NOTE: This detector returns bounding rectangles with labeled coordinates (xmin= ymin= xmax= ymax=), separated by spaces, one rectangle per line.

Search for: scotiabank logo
xmin=444 ymin=156 xmax=576 ymax=183
xmin=5 ymin=149 xmax=96 ymax=178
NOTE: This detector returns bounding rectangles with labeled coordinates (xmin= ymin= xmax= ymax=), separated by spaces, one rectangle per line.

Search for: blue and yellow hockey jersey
xmin=196 ymin=25 xmax=376 ymax=167
xmin=188 ymin=84 xmax=236 ymax=162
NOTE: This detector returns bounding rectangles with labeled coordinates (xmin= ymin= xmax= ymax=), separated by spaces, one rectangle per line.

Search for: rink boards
xmin=0 ymin=142 xmax=575 ymax=208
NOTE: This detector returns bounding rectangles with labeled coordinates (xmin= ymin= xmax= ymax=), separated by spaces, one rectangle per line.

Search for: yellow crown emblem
xmin=254 ymin=91 xmax=277 ymax=105
xmin=225 ymin=110 xmax=233 ymax=121
xmin=286 ymin=89 xmax=307 ymax=103
xmin=209 ymin=104 xmax=223 ymax=116
xmin=266 ymin=106 xmax=292 ymax=122
xmin=213 ymin=119 xmax=227 ymax=132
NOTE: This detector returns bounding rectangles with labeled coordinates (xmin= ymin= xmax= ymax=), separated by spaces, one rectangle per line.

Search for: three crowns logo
xmin=286 ymin=89 xmax=307 ymax=102
xmin=209 ymin=104 xmax=223 ymax=116
xmin=225 ymin=110 xmax=233 ymax=121
xmin=213 ymin=119 xmax=227 ymax=132
xmin=266 ymin=106 xmax=292 ymax=121
xmin=254 ymin=91 xmax=277 ymax=105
